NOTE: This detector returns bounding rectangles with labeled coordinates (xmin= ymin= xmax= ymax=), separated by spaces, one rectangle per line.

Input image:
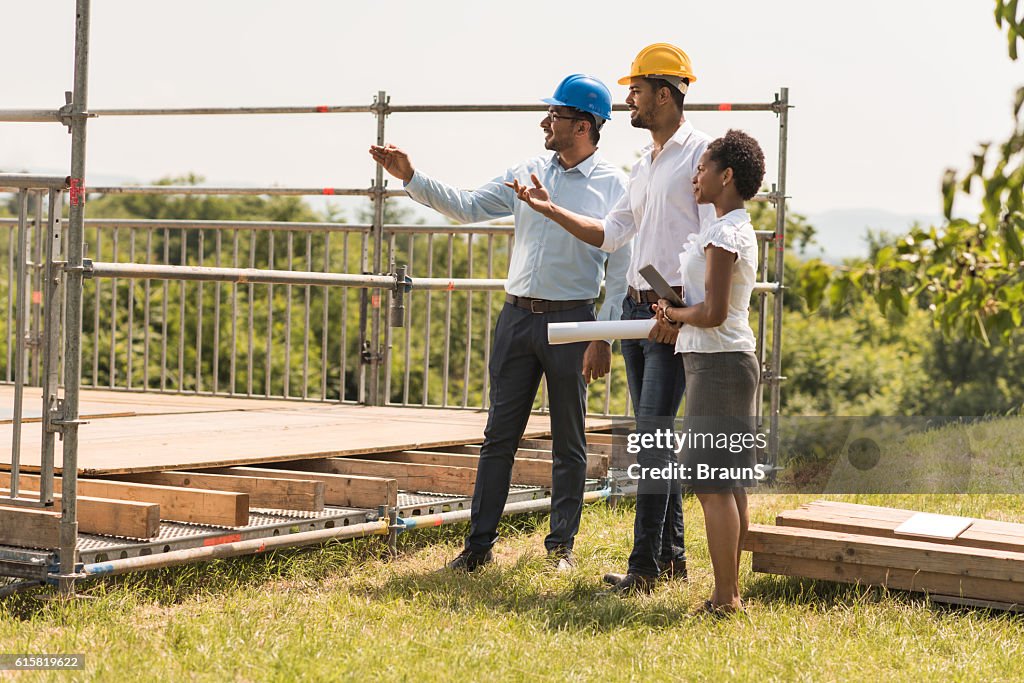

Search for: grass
xmin=2 ymin=493 xmax=1024 ymax=682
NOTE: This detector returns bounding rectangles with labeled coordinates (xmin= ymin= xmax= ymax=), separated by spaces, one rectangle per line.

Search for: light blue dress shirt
xmin=404 ymin=151 xmax=631 ymax=324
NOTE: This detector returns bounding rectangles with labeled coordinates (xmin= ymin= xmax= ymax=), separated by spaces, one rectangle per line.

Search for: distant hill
xmin=800 ymin=208 xmax=946 ymax=263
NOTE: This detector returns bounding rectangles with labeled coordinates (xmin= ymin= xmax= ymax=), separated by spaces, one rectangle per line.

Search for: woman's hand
xmin=648 ymin=299 xmax=681 ymax=344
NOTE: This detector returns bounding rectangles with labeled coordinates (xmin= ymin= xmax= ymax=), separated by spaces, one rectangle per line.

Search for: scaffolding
xmin=0 ymin=0 xmax=791 ymax=595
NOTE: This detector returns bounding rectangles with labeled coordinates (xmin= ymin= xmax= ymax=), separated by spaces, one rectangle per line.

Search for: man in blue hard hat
xmin=370 ymin=74 xmax=631 ymax=572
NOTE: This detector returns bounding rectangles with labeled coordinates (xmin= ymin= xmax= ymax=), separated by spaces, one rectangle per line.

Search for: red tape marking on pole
xmin=371 ymin=294 xmax=381 ymax=308
xmin=316 ymin=105 xmax=329 ymax=113
xmin=446 ymin=281 xmax=455 ymax=291
xmin=322 ymin=188 xmax=335 ymax=195
xmin=202 ymin=533 xmax=242 ymax=546
xmin=69 ymin=178 xmax=84 ymax=206
xmin=718 ymin=104 xmax=733 ymax=111
xmin=31 ymin=291 xmax=42 ymax=305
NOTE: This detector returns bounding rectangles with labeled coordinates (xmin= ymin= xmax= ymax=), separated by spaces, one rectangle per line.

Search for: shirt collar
xmin=546 ymin=151 xmax=600 ymax=178
xmin=638 ymin=120 xmax=696 ymax=157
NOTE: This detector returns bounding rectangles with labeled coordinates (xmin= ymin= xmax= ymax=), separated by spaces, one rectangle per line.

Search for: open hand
xmin=505 ymin=173 xmax=554 ymax=216
xmin=368 ymin=144 xmax=415 ymax=183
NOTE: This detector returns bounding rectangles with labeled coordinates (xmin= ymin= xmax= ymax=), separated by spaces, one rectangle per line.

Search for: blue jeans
xmin=620 ymin=296 xmax=686 ymax=576
xmin=465 ymin=302 xmax=594 ymax=553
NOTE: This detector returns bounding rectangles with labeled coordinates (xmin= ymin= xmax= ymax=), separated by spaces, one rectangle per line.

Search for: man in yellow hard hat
xmin=508 ymin=43 xmax=716 ymax=594
xmin=369 ymin=75 xmax=631 ymax=573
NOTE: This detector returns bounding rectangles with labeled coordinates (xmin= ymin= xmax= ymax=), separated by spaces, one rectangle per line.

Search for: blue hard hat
xmin=542 ymin=74 xmax=613 ymax=121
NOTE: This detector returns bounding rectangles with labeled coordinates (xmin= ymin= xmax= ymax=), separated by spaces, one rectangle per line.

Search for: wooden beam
xmin=0 ymin=488 xmax=159 ymax=539
xmin=277 ymin=458 xmax=478 ymax=496
xmin=209 ymin=466 xmax=397 ymax=510
xmin=777 ymin=508 xmax=1024 ymax=554
xmin=744 ymin=524 xmax=1024 ymax=583
xmin=447 ymin=444 xmax=608 ymax=478
xmin=0 ymin=471 xmax=248 ymax=527
xmin=519 ymin=438 xmax=615 ymax=457
xmin=752 ymin=552 xmax=1024 ymax=605
xmin=113 ymin=471 xmax=325 ymax=512
xmin=376 ymin=451 xmax=552 ymax=487
xmin=0 ymin=505 xmax=60 ymax=549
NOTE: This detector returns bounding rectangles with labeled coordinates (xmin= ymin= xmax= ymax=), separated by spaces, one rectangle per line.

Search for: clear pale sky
xmin=3 ymin=1 xmax=1021 ymax=219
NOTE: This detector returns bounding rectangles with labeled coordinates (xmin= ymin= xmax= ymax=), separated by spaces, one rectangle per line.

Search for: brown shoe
xmin=609 ymin=572 xmax=657 ymax=595
xmin=547 ymin=548 xmax=577 ymax=573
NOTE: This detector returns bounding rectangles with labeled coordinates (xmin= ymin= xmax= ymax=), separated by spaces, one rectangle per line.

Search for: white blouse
xmin=674 ymin=208 xmax=758 ymax=354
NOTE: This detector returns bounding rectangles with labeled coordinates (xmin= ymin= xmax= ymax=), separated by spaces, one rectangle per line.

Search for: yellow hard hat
xmin=618 ymin=43 xmax=698 ymax=85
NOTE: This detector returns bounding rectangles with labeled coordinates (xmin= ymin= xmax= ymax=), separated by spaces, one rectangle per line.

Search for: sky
xmin=2 ymin=1 xmax=1021 ymax=227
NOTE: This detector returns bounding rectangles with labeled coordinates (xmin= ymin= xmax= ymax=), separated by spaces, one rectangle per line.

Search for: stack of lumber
xmin=0 ymin=435 xmax=611 ymax=551
xmin=744 ymin=500 xmax=1024 ymax=606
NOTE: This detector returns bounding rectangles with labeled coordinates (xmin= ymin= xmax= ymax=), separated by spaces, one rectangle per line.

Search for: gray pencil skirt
xmin=680 ymin=351 xmax=761 ymax=491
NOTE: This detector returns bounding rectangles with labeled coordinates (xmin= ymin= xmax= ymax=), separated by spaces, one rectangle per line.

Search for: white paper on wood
xmin=547 ymin=320 xmax=656 ymax=345
xmin=894 ymin=512 xmax=974 ymax=540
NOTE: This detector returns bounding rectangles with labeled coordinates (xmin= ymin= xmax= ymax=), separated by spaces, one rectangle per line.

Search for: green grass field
xmin=2 ymin=492 xmax=1024 ymax=682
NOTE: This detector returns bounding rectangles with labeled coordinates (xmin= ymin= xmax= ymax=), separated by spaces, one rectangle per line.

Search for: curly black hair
xmin=706 ymin=129 xmax=765 ymax=200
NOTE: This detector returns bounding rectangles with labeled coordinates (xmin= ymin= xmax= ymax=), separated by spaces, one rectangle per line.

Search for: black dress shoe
xmin=603 ymin=558 xmax=686 ymax=586
xmin=659 ymin=557 xmax=687 ymax=581
xmin=609 ymin=572 xmax=657 ymax=595
xmin=444 ymin=548 xmax=494 ymax=572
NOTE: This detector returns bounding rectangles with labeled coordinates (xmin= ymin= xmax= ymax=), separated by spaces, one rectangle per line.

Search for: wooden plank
xmin=113 ymin=471 xmax=325 ymax=512
xmin=752 ymin=552 xmax=1024 ymax=605
xmin=583 ymin=432 xmax=627 ymax=446
xmin=278 ymin=458 xmax=478 ymax=496
xmin=376 ymin=451 xmax=552 ymax=487
xmin=209 ymin=467 xmax=397 ymax=510
xmin=0 ymin=472 xmax=248 ymax=527
xmin=744 ymin=524 xmax=1024 ymax=583
xmin=799 ymin=501 xmax=1024 ymax=541
xmin=0 ymin=505 xmax=61 ymax=549
xmin=449 ymin=444 xmax=608 ymax=478
xmin=0 ymin=488 xmax=159 ymax=539
xmin=519 ymin=438 xmax=615 ymax=457
xmin=777 ymin=509 xmax=1024 ymax=554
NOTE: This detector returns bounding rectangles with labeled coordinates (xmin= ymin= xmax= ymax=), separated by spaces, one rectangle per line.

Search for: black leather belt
xmin=505 ymin=294 xmax=593 ymax=314
xmin=628 ymin=285 xmax=682 ymax=304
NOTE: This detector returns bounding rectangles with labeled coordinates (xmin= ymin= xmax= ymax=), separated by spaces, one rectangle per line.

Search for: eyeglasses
xmin=545 ymin=109 xmax=586 ymax=123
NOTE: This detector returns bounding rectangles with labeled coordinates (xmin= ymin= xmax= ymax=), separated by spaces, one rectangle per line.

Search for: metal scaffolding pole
xmin=768 ymin=88 xmax=791 ymax=473
xmin=55 ymin=0 xmax=92 ymax=597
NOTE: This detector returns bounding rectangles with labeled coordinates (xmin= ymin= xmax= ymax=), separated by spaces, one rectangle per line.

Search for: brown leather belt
xmin=505 ymin=294 xmax=593 ymax=314
xmin=628 ymin=285 xmax=682 ymax=304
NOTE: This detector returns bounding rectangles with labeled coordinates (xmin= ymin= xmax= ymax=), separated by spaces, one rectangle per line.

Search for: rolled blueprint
xmin=547 ymin=319 xmax=656 ymax=345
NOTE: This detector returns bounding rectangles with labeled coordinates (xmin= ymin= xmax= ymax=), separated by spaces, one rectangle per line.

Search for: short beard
xmin=544 ymin=135 xmax=567 ymax=152
xmin=630 ymin=109 xmax=654 ymax=130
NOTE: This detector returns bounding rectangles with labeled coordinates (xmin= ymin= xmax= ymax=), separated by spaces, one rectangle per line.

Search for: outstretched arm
xmin=506 ymin=174 xmax=607 ymax=248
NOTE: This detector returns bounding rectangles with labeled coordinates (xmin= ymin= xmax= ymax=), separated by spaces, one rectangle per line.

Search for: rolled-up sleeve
xmin=405 ymin=169 xmax=515 ymax=224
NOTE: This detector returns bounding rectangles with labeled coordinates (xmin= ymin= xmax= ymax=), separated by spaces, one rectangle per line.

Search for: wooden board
xmin=0 ymin=472 xmax=248 ymax=527
xmin=744 ymin=524 xmax=1024 ymax=583
xmin=777 ymin=508 xmax=1024 ymax=554
xmin=449 ymin=444 xmax=608 ymax=478
xmin=376 ymin=451 xmax=553 ymax=487
xmin=0 ymin=488 xmax=159 ymax=539
xmin=519 ymin=438 xmax=615 ymax=457
xmin=0 ymin=392 xmax=612 ymax=475
xmin=0 ymin=506 xmax=61 ymax=550
xmin=276 ymin=458 xmax=479 ymax=496
xmin=753 ymin=552 xmax=1024 ymax=605
xmin=207 ymin=467 xmax=398 ymax=510
xmin=112 ymin=471 xmax=325 ymax=512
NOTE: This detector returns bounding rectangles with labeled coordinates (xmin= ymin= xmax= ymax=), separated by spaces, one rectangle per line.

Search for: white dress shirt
xmin=599 ymin=120 xmax=716 ymax=290
xmin=675 ymin=208 xmax=758 ymax=354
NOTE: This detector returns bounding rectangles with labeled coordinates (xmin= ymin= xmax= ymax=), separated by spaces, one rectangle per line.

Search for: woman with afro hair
xmin=653 ymin=129 xmax=766 ymax=614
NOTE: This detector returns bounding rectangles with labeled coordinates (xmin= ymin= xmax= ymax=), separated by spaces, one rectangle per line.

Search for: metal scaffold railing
xmin=0 ymin=0 xmax=791 ymax=595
